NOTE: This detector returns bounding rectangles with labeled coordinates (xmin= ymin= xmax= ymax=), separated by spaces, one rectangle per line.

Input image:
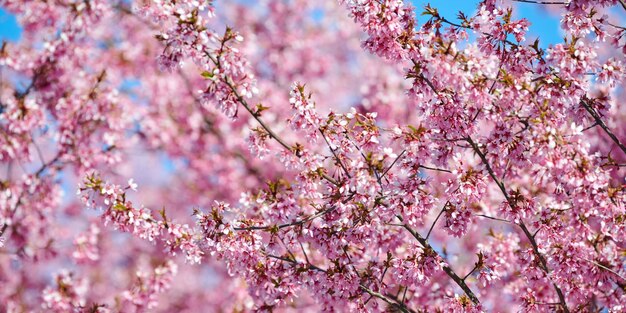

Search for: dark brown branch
xmin=359 ymin=285 xmax=416 ymax=313
xmin=380 ymin=149 xmax=406 ymax=180
xmin=320 ymin=128 xmax=351 ymax=178
xmin=234 ymin=205 xmax=336 ymax=231
xmin=576 ymin=258 xmax=626 ymax=283
xmin=426 ymin=201 xmax=448 ymax=240
xmin=234 ymin=193 xmax=355 ymax=231
xmin=396 ymin=215 xmax=480 ymax=304
xmin=475 ymin=214 xmax=511 ymax=223
xmin=419 ymin=165 xmax=452 ymax=174
xmin=466 ymin=137 xmax=569 ymax=312
xmin=463 ymin=263 xmax=480 ymax=281
xmin=205 ymin=52 xmax=339 ymax=186
xmin=439 ymin=18 xmax=519 ymax=47
xmin=580 ymin=100 xmax=626 ymax=157
xmin=267 ymin=252 xmax=416 ymax=313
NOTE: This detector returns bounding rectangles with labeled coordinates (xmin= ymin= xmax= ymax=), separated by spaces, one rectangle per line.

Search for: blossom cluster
xmin=0 ymin=0 xmax=625 ymax=311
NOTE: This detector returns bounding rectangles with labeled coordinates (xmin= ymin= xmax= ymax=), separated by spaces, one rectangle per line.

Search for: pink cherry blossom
xmin=0 ymin=0 xmax=625 ymax=311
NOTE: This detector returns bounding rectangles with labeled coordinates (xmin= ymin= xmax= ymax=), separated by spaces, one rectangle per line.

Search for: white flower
xmin=128 ymin=179 xmax=138 ymax=191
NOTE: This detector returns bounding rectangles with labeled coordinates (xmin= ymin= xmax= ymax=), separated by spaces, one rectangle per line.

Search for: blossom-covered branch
xmin=1 ymin=0 xmax=625 ymax=311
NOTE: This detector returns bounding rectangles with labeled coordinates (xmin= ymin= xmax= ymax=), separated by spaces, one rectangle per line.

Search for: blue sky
xmin=411 ymin=0 xmax=562 ymax=46
xmin=0 ymin=8 xmax=20 ymax=42
xmin=0 ymin=1 xmax=563 ymax=45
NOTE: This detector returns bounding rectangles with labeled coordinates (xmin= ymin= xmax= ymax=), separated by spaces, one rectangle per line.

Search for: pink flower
xmin=72 ymin=224 xmax=100 ymax=263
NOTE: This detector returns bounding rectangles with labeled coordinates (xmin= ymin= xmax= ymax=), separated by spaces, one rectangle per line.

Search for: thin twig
xmin=475 ymin=214 xmax=511 ymax=223
xmin=380 ymin=150 xmax=406 ymax=180
xmin=463 ymin=264 xmax=480 ymax=281
xmin=580 ymin=100 xmax=626 ymax=157
xmin=268 ymin=251 xmax=416 ymax=312
xmin=419 ymin=165 xmax=452 ymax=174
xmin=619 ymin=0 xmax=626 ymax=12
xmin=234 ymin=205 xmax=335 ymax=231
xmin=466 ymin=136 xmax=569 ymax=312
xmin=576 ymin=257 xmax=626 ymax=283
xmin=426 ymin=201 xmax=448 ymax=240
xmin=359 ymin=285 xmax=416 ymax=313
xmin=512 ymin=0 xmax=568 ymax=4
xmin=396 ymin=215 xmax=480 ymax=304
xmin=320 ymin=128 xmax=351 ymax=178
xmin=234 ymin=193 xmax=355 ymax=231
xmin=0 ymin=152 xmax=63 ymax=238
xmin=204 ymin=52 xmax=339 ymax=186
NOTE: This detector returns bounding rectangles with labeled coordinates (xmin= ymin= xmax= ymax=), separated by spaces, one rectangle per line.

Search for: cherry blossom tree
xmin=0 ymin=0 xmax=625 ymax=311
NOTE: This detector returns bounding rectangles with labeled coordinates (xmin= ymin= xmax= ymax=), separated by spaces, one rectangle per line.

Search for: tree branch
xmin=512 ymin=0 xmax=567 ymax=4
xmin=426 ymin=201 xmax=448 ymax=240
xmin=580 ymin=99 xmax=626 ymax=157
xmin=320 ymin=128 xmax=351 ymax=178
xmin=204 ymin=51 xmax=339 ymax=186
xmin=267 ymin=252 xmax=416 ymax=313
xmin=466 ymin=137 xmax=569 ymax=312
xmin=359 ymin=285 xmax=416 ymax=313
xmin=396 ymin=215 xmax=480 ymax=305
